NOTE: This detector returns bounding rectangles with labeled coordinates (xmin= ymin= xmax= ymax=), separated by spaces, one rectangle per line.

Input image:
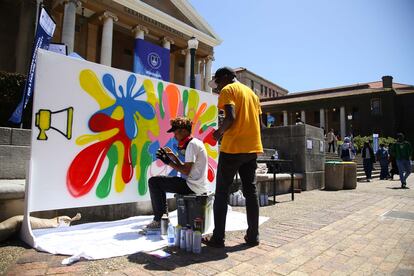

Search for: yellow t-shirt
xmin=218 ymin=82 xmax=263 ymax=154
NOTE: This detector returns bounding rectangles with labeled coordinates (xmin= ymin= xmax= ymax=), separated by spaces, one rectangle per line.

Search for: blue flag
xmin=133 ymin=38 xmax=170 ymax=81
xmin=9 ymin=6 xmax=56 ymax=124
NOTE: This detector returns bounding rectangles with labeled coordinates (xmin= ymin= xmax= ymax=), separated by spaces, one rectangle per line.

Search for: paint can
xmin=185 ymin=227 xmax=193 ymax=252
xmin=180 ymin=227 xmax=187 ymax=250
xmin=161 ymin=214 xmax=168 ymax=236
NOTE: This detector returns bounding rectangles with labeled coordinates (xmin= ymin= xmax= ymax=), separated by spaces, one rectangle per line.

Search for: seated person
xmin=146 ymin=117 xmax=208 ymax=229
xmin=339 ymin=137 xmax=356 ymax=161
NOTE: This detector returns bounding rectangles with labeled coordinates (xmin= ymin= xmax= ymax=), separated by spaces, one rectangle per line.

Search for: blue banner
xmin=9 ymin=7 xmax=56 ymax=124
xmin=133 ymin=38 xmax=170 ymax=81
xmin=373 ymin=133 xmax=379 ymax=153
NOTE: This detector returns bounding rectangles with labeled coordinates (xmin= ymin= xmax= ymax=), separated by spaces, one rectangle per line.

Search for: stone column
xmin=182 ymin=49 xmax=191 ymax=87
xmin=15 ymin=0 xmax=34 ymax=73
xmin=283 ymin=111 xmax=288 ymax=126
xmin=99 ymin=11 xmax=118 ymax=66
xmin=161 ymin=36 xmax=174 ymax=50
xmin=132 ymin=25 xmax=148 ymax=72
xmin=204 ymin=55 xmax=214 ymax=93
xmin=61 ymin=0 xmax=80 ymax=54
xmin=132 ymin=25 xmax=148 ymax=40
xmin=319 ymin=108 xmax=325 ymax=129
xmin=301 ymin=110 xmax=306 ymax=123
xmin=340 ymin=106 xmax=346 ymax=138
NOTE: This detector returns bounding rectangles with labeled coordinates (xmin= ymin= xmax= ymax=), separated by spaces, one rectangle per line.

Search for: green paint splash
xmin=182 ymin=89 xmax=189 ymax=116
xmin=157 ymin=82 xmax=164 ymax=118
xmin=138 ymin=141 xmax=152 ymax=195
xmin=96 ymin=145 xmax=118 ymax=198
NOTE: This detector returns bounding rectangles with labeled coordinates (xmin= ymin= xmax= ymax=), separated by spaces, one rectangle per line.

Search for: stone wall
xmin=261 ymin=124 xmax=325 ymax=191
xmin=0 ymin=127 xmax=31 ymax=179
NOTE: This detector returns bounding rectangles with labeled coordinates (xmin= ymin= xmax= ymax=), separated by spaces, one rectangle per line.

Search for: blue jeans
xmin=396 ymin=159 xmax=411 ymax=185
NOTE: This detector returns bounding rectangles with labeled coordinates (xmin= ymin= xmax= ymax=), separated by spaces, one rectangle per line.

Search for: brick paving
xmin=1 ymin=176 xmax=414 ymax=275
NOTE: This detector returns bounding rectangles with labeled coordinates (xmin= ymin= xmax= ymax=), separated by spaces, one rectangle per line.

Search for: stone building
xmin=0 ymin=0 xmax=221 ymax=92
xmin=234 ymin=67 xmax=288 ymax=100
xmin=261 ymin=76 xmax=414 ymax=146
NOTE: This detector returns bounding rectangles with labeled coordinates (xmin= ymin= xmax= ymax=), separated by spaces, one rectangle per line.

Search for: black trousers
xmin=328 ymin=142 xmax=335 ymax=153
xmin=148 ymin=176 xmax=193 ymax=221
xmin=213 ymin=152 xmax=259 ymax=242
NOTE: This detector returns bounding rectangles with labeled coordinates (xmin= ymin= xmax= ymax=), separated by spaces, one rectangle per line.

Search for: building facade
xmin=261 ymin=76 xmax=414 ymax=145
xmin=0 ymin=0 xmax=221 ymax=92
xmin=234 ymin=67 xmax=288 ymax=100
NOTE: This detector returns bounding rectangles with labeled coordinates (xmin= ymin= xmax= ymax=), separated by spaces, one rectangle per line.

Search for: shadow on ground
xmin=127 ymin=243 xmax=249 ymax=272
xmin=0 ymin=236 xmax=30 ymax=249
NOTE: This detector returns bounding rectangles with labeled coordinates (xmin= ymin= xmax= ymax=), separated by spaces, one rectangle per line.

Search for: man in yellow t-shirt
xmin=204 ymin=67 xmax=263 ymax=248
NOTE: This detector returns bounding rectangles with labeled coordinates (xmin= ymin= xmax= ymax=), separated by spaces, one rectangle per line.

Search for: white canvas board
xmin=29 ymin=50 xmax=218 ymax=212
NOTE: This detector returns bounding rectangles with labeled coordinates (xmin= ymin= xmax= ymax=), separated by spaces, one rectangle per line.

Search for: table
xmin=256 ymin=158 xmax=294 ymax=204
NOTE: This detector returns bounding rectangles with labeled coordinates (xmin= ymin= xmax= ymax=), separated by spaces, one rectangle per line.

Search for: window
xmin=314 ymin=111 xmax=320 ymax=124
xmin=371 ymin=98 xmax=381 ymax=115
xmin=250 ymin=80 xmax=254 ymax=89
xmin=260 ymin=84 xmax=263 ymax=95
xmin=352 ymin=107 xmax=359 ymax=120
xmin=332 ymin=108 xmax=339 ymax=122
xmin=265 ymin=86 xmax=268 ymax=97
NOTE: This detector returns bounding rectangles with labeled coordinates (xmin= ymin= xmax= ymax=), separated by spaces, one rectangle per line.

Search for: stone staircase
xmin=0 ymin=127 xmax=30 ymax=221
xmin=325 ymin=152 xmax=380 ymax=182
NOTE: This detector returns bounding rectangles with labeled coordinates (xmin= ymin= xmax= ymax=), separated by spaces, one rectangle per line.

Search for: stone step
xmin=0 ymin=179 xmax=26 ymax=222
xmin=0 ymin=127 xmax=31 ymax=146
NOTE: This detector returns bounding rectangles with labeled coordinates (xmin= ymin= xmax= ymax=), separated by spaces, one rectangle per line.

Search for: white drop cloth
xmin=32 ymin=208 xmax=268 ymax=264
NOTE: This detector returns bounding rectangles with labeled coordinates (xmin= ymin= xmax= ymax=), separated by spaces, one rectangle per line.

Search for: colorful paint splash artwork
xmin=66 ymin=69 xmax=218 ymax=199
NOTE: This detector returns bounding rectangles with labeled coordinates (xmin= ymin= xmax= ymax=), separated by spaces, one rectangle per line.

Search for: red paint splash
xmin=207 ymin=164 xmax=215 ymax=182
xmin=203 ymin=129 xmax=217 ymax=147
xmin=67 ymin=113 xmax=133 ymax=197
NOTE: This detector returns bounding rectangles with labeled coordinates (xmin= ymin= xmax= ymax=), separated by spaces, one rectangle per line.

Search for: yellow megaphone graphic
xmin=35 ymin=107 xmax=74 ymax=140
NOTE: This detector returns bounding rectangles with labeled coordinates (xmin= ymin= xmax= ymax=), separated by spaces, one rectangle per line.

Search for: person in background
xmin=393 ymin=133 xmax=412 ymax=188
xmin=295 ymin=117 xmax=304 ymax=125
xmin=326 ymin=129 xmax=336 ymax=153
xmin=388 ymin=143 xmax=399 ymax=180
xmin=376 ymin=144 xmax=390 ymax=180
xmin=205 ymin=66 xmax=263 ymax=248
xmin=361 ymin=141 xmax=375 ymax=182
xmin=339 ymin=137 xmax=356 ymax=161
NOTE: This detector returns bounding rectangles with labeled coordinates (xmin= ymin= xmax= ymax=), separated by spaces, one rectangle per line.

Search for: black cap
xmin=208 ymin=67 xmax=236 ymax=88
xmin=167 ymin=117 xmax=192 ymax=133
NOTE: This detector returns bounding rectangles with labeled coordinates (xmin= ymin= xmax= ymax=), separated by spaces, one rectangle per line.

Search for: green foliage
xmin=352 ymin=135 xmax=370 ymax=151
xmin=0 ymin=71 xmax=32 ymax=128
xmin=379 ymin=136 xmax=396 ymax=147
xmin=352 ymin=135 xmax=396 ymax=151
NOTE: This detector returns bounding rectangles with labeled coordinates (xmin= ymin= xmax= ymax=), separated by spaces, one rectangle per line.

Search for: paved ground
xmin=1 ymin=176 xmax=414 ymax=276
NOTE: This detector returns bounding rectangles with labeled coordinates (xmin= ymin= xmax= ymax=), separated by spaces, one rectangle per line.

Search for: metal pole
xmin=190 ymin=48 xmax=195 ymax=88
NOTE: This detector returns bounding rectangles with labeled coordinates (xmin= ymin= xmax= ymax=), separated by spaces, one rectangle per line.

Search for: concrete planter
xmin=343 ymin=162 xmax=357 ymax=189
xmin=325 ymin=162 xmax=344 ymax=191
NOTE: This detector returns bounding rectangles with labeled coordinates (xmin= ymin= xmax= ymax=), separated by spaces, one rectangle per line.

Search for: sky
xmin=189 ymin=0 xmax=414 ymax=93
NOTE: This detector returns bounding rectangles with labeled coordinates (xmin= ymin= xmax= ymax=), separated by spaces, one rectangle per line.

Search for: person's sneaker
xmin=202 ymin=236 xmax=225 ymax=248
xmin=145 ymin=220 xmax=161 ymax=229
xmin=244 ymin=235 xmax=259 ymax=247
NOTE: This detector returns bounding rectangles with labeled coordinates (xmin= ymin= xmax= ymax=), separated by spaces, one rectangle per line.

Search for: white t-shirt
xmin=184 ymin=138 xmax=208 ymax=194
